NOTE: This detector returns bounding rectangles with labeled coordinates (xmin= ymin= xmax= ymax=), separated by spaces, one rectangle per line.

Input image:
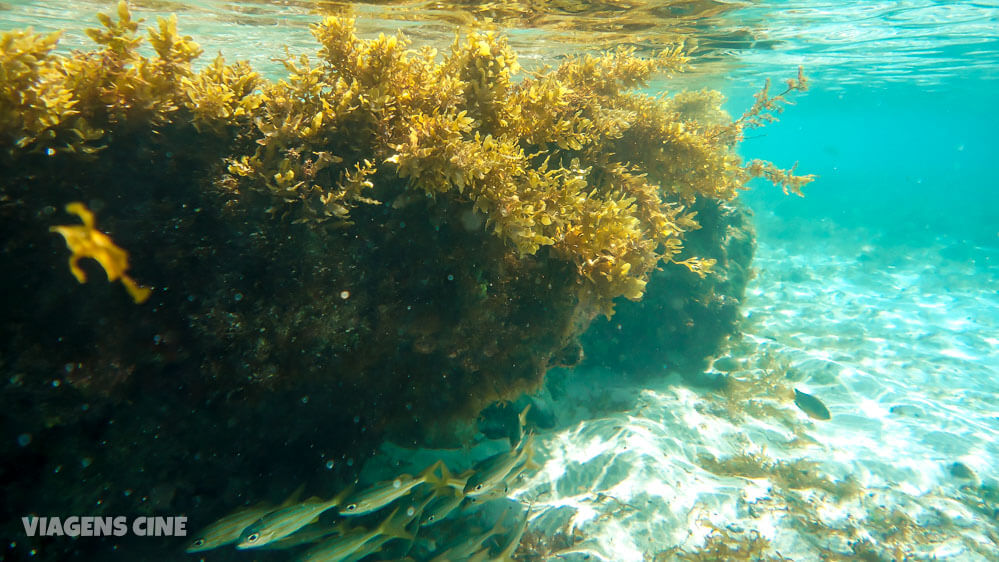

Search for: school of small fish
xmin=187 ymin=406 xmax=538 ymax=561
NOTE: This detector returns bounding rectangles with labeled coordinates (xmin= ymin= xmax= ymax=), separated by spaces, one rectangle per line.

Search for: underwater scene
xmin=1 ymin=0 xmax=997 ymax=560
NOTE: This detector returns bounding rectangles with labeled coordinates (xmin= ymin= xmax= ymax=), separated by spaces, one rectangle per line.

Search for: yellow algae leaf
xmin=675 ymin=256 xmax=716 ymax=278
xmin=49 ymin=202 xmax=151 ymax=304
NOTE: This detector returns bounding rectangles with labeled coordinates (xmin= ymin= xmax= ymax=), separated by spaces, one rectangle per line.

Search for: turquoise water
xmin=3 ymin=0 xmax=999 ymax=560
xmin=741 ymin=83 xmax=998 ymax=248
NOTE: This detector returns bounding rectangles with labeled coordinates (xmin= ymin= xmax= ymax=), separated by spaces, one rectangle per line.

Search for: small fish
xmin=465 ymin=483 xmax=510 ymax=504
xmin=464 ymin=433 xmax=534 ymax=498
xmin=949 ymin=462 xmax=976 ymax=480
xmin=467 ymin=449 xmax=533 ymax=504
xmin=185 ymin=503 xmax=276 ymax=553
xmin=421 ymin=490 xmax=465 ymax=527
xmin=383 ymin=492 xmax=435 ymax=559
xmin=238 ymin=487 xmax=351 ymax=550
xmin=793 ymin=389 xmax=831 ymax=420
xmin=428 ymin=514 xmax=508 ymax=562
xmin=259 ymin=521 xmax=343 ymax=550
xmin=463 ymin=405 xmax=534 ymax=498
xmin=515 ymin=404 xmax=532 ymax=446
xmin=339 ymin=461 xmax=444 ymax=517
xmin=298 ymin=528 xmax=380 ymax=562
xmin=466 ymin=447 xmax=540 ymax=505
xmin=430 ymin=463 xmax=472 ymax=492
xmin=493 ymin=507 xmax=530 ymax=561
xmin=298 ymin=506 xmax=413 ymax=562
xmin=185 ymin=484 xmax=304 ymax=553
xmin=465 ymin=547 xmax=492 ymax=562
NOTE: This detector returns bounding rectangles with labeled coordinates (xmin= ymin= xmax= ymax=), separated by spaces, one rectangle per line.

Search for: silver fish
xmin=428 ymin=515 xmax=507 ymax=562
xmin=493 ymin=507 xmax=530 ymax=561
xmin=185 ymin=484 xmax=304 ymax=553
xmin=430 ymin=462 xmax=472 ymax=492
xmin=299 ymin=528 xmax=381 ymax=562
xmin=421 ymin=490 xmax=465 ymax=527
xmin=338 ymin=461 xmax=443 ymax=517
xmin=259 ymin=520 xmax=343 ymax=550
xmin=463 ymin=433 xmax=534 ymax=497
xmin=298 ymin=506 xmax=413 ymax=562
xmin=466 ymin=444 xmax=540 ymax=504
xmin=237 ymin=488 xmax=349 ymax=550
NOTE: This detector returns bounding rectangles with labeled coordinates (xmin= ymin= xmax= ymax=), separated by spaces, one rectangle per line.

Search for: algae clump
xmin=0 ymin=8 xmax=817 ymax=558
xmin=0 ymin=2 xmax=814 ymax=432
xmin=2 ymin=4 xmax=811 ymax=315
xmin=222 ymin=16 xmax=813 ymax=316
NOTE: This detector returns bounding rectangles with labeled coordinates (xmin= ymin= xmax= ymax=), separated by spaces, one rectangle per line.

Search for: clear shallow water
xmin=4 ymin=0 xmax=999 ymax=559
xmin=377 ymin=225 xmax=998 ymax=559
xmin=4 ymin=0 xmax=998 ymax=86
xmin=727 ymin=0 xmax=999 ymax=88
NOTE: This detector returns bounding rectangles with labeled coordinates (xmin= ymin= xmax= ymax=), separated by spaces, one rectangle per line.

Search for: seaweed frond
xmin=50 ymin=202 xmax=151 ymax=304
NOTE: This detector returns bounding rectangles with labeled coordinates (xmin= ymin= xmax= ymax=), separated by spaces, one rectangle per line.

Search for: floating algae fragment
xmin=793 ymin=388 xmax=830 ymax=420
xmin=49 ymin=202 xmax=151 ymax=304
